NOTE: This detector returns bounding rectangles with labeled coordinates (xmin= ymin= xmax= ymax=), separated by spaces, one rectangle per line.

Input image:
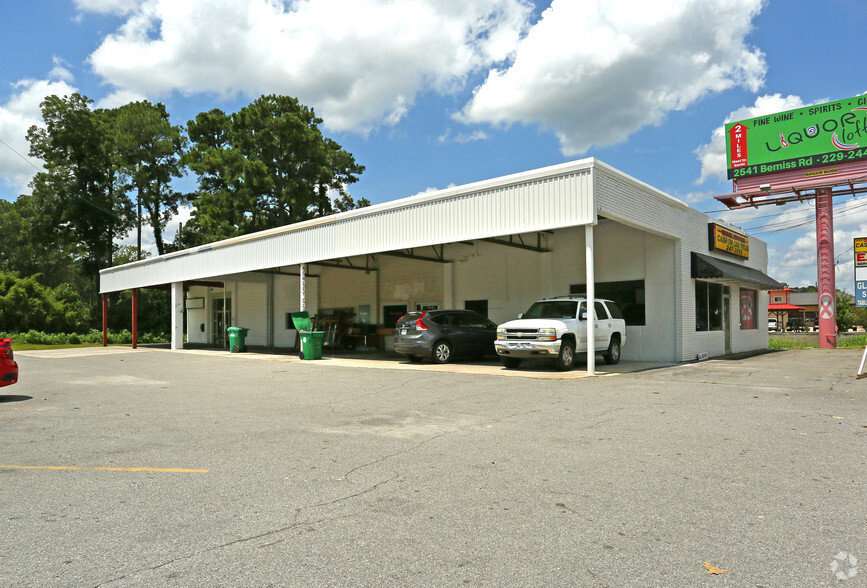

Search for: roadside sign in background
xmin=856 ymin=237 xmax=867 ymax=307
xmin=725 ymin=94 xmax=867 ymax=180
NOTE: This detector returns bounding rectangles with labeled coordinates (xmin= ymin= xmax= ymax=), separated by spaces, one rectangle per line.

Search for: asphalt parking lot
xmin=1 ymin=347 xmax=865 ymax=587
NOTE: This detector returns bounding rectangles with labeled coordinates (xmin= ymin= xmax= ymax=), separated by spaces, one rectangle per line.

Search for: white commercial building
xmin=100 ymin=158 xmax=780 ymax=364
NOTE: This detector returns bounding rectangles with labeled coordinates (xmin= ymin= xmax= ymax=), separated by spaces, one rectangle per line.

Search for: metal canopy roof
xmin=691 ymin=252 xmax=783 ymax=290
xmin=99 ymin=158 xmax=687 ymax=293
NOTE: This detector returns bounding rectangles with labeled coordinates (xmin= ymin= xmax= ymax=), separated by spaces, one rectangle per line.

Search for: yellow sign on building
xmin=708 ymin=223 xmax=750 ymax=259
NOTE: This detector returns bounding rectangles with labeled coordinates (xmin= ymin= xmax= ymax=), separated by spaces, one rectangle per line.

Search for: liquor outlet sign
xmin=725 ymin=94 xmax=867 ymax=179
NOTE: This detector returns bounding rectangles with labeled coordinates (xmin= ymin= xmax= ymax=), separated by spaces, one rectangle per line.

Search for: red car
xmin=0 ymin=338 xmax=18 ymax=387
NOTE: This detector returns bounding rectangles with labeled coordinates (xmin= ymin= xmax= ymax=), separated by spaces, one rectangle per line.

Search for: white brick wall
xmin=595 ymin=167 xmax=771 ymax=361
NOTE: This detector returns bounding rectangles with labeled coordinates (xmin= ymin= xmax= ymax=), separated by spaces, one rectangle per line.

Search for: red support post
xmin=816 ymin=187 xmax=836 ymax=348
xmin=102 ymin=293 xmax=108 ymax=347
xmin=132 ymin=288 xmax=138 ymax=350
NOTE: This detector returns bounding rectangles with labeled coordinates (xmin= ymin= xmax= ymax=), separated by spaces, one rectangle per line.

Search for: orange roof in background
xmin=768 ymin=303 xmax=805 ymax=311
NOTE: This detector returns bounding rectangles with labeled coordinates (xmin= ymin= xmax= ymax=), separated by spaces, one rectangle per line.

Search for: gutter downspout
xmin=585 ymin=224 xmax=595 ymax=376
xmin=102 ymin=294 xmax=108 ymax=347
xmin=132 ymin=288 xmax=138 ymax=350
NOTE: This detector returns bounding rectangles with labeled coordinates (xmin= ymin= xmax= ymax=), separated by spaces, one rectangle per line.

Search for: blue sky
xmin=1 ymin=0 xmax=865 ymax=291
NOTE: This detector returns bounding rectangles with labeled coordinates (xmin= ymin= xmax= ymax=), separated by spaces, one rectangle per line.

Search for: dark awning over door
xmin=691 ymin=252 xmax=783 ymax=290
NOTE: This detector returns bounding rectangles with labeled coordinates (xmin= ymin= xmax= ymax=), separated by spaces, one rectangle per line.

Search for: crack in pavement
xmin=626 ymin=375 xmax=815 ymax=392
xmin=341 ymin=433 xmax=452 ymax=482
xmin=90 ymin=475 xmax=398 ymax=587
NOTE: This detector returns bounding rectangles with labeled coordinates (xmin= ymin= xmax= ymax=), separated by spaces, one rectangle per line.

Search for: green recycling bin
xmin=227 ymin=326 xmax=249 ymax=353
xmin=290 ymin=311 xmax=324 ymax=360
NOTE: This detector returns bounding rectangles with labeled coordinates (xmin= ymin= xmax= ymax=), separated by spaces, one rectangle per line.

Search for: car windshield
xmin=522 ymin=300 xmax=579 ymax=319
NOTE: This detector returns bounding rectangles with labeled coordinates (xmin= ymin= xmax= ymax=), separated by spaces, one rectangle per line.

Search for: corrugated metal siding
xmin=101 ymin=164 xmax=596 ymax=292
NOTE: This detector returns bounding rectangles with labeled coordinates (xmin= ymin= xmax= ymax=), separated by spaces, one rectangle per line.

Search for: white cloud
xmin=438 ymin=128 xmax=489 ymax=144
xmin=455 ymin=130 xmax=489 ymax=144
xmin=73 ymin=0 xmax=140 ymax=15
xmin=85 ymin=0 xmax=532 ymax=133
xmin=48 ymin=57 xmax=76 ymax=83
xmin=458 ymin=0 xmax=766 ymax=156
xmin=121 ymin=204 xmax=194 ymax=255
xmin=0 ymin=75 xmax=78 ymax=198
xmin=95 ymin=88 xmax=149 ymax=109
xmin=694 ymin=93 xmax=812 ymax=185
xmin=667 ymin=189 xmax=715 ymax=205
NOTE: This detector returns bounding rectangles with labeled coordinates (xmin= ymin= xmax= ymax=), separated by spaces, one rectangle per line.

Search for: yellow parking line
xmin=0 ymin=465 xmax=209 ymax=473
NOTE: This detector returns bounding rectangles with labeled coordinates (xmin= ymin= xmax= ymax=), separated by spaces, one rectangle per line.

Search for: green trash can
xmin=227 ymin=326 xmax=249 ymax=353
xmin=290 ymin=312 xmax=324 ymax=360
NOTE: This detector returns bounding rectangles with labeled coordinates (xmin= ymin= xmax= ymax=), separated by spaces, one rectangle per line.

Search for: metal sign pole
xmin=857 ymin=345 xmax=867 ymax=379
xmin=816 ymin=187 xmax=836 ymax=348
xmin=585 ymin=224 xmax=596 ymax=376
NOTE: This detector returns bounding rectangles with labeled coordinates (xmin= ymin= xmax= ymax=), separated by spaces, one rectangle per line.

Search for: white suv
xmin=495 ymin=297 xmax=626 ymax=370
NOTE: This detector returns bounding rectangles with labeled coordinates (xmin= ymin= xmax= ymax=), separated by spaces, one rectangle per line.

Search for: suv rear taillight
xmin=416 ymin=312 xmax=429 ymax=331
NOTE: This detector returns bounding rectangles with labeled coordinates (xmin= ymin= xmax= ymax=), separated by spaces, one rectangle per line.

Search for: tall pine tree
xmin=182 ymin=95 xmax=367 ymax=245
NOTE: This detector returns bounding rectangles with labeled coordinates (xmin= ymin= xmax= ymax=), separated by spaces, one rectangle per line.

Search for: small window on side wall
xmin=464 ymin=299 xmax=488 ymax=317
xmin=383 ymin=305 xmax=408 ymax=328
xmin=570 ymin=280 xmax=645 ymax=326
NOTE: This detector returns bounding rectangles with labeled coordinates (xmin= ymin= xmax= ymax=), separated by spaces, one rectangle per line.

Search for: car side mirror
xmin=578 ymin=310 xmax=587 ymax=321
xmin=517 ymin=313 xmax=524 ymax=319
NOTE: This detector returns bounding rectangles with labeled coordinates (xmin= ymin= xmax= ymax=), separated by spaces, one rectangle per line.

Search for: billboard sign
xmin=725 ymin=94 xmax=867 ymax=179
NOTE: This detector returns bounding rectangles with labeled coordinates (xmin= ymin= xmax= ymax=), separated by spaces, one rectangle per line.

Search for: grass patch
xmin=13 ymin=343 xmax=123 ymax=351
xmin=839 ymin=333 xmax=867 ymax=349
xmin=770 ymin=333 xmax=866 ymax=350
xmin=769 ymin=337 xmax=817 ymax=350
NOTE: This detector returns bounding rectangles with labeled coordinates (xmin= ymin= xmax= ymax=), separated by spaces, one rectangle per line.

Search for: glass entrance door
xmin=213 ymin=297 xmax=231 ymax=347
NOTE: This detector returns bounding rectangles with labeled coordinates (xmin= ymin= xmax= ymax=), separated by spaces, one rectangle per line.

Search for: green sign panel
xmin=725 ymin=94 xmax=867 ymax=179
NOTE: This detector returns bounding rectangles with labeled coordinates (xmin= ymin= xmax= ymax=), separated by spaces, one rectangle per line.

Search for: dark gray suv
xmin=393 ymin=310 xmax=498 ymax=364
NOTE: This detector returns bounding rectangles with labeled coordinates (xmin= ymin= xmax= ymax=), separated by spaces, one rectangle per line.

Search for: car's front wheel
xmin=432 ymin=341 xmax=453 ymax=364
xmin=556 ymin=340 xmax=575 ymax=371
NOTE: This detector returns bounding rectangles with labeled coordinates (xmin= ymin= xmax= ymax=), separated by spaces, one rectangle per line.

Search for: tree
xmin=0 ymin=195 xmax=87 ymax=291
xmin=0 ymin=273 xmax=90 ymax=333
xmin=112 ymin=101 xmax=186 ymax=257
xmin=836 ymin=293 xmax=855 ymax=332
xmin=27 ymin=94 xmax=134 ymax=305
xmin=853 ymin=305 xmax=867 ymax=330
xmin=107 ymin=288 xmax=170 ymax=336
xmin=182 ymin=95 xmax=367 ymax=245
